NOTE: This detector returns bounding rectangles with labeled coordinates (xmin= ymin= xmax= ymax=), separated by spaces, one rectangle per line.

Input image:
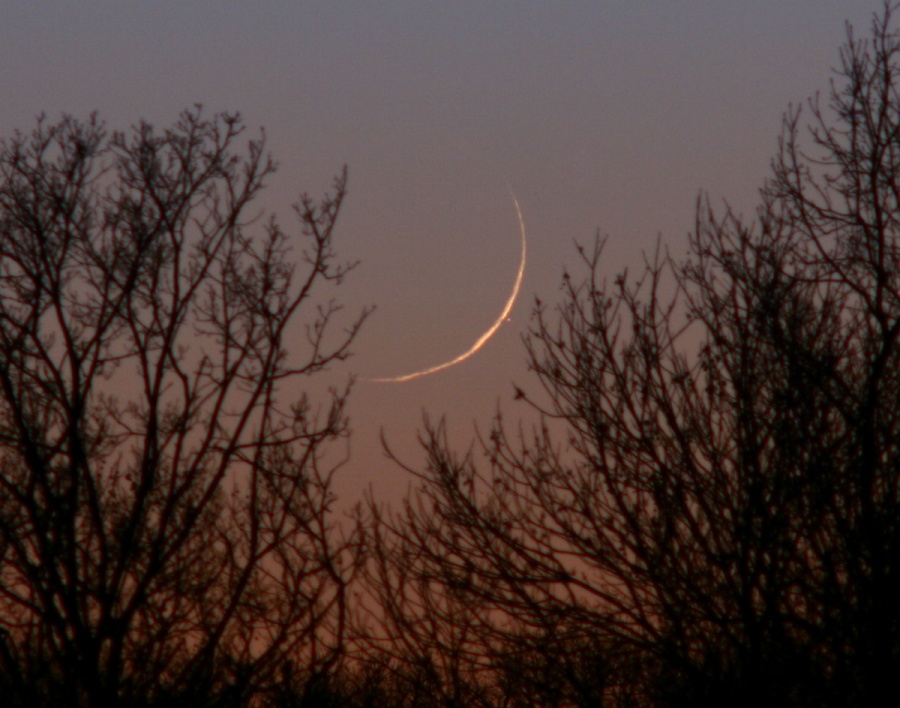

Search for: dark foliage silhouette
xmin=0 ymin=108 xmax=367 ymax=706
xmin=360 ymin=4 xmax=900 ymax=705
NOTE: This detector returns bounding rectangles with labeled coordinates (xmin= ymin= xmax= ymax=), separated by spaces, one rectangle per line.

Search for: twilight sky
xmin=0 ymin=1 xmax=879 ymax=505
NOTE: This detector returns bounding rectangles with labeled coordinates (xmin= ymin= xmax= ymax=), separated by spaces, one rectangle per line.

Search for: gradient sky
xmin=0 ymin=1 xmax=880 ymax=505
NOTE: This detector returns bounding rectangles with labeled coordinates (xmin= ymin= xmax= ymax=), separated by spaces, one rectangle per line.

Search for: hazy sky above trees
xmin=0 ymin=1 xmax=879 ymax=503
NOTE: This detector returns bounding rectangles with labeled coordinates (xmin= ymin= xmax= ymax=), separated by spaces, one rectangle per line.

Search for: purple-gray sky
xmin=0 ymin=1 xmax=880 ymax=504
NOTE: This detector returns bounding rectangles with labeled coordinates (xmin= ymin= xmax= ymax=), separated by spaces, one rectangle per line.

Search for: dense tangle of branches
xmin=0 ymin=108 xmax=367 ymax=706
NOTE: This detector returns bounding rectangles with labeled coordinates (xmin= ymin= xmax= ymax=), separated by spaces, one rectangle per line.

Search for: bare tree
xmin=362 ymin=4 xmax=900 ymax=705
xmin=355 ymin=490 xmax=504 ymax=708
xmin=0 ymin=108 xmax=368 ymax=706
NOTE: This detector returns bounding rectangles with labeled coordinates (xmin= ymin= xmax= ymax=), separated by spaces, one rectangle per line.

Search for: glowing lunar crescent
xmin=371 ymin=194 xmax=527 ymax=383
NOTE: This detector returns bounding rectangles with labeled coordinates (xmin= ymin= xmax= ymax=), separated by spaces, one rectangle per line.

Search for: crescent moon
xmin=371 ymin=194 xmax=527 ymax=383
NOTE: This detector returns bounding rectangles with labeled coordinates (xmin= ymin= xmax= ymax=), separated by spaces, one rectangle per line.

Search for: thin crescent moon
xmin=371 ymin=194 xmax=526 ymax=383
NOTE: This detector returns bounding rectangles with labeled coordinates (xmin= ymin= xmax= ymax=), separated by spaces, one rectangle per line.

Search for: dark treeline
xmin=2 ymin=4 xmax=900 ymax=707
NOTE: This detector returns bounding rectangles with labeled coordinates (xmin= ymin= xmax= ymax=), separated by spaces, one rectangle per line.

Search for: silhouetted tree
xmin=0 ymin=108 xmax=367 ymax=706
xmin=363 ymin=4 xmax=900 ymax=705
xmin=356 ymin=503 xmax=500 ymax=708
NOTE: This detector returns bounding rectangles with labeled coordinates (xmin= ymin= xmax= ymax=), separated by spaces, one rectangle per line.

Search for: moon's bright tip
xmin=370 ymin=194 xmax=527 ymax=383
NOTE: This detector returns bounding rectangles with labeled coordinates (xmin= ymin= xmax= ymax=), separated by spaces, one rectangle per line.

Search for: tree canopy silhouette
xmin=0 ymin=108 xmax=367 ymax=706
xmin=360 ymin=4 xmax=900 ymax=705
